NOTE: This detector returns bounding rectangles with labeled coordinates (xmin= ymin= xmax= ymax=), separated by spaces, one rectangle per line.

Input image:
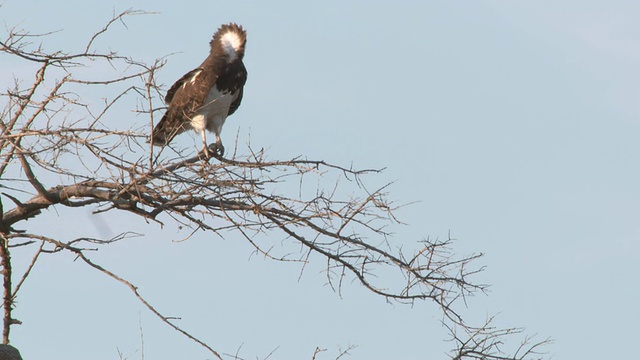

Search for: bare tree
xmin=0 ymin=10 xmax=550 ymax=360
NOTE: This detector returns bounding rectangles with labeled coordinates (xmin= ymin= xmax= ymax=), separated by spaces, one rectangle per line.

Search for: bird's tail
xmin=148 ymin=113 xmax=186 ymax=146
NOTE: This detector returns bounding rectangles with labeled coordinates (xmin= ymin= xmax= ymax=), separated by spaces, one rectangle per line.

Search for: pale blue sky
xmin=2 ymin=1 xmax=639 ymax=359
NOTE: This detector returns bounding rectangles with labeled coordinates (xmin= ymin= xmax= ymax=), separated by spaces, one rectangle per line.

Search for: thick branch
xmin=0 ymin=233 xmax=13 ymax=344
xmin=1 ymin=183 xmax=117 ymax=227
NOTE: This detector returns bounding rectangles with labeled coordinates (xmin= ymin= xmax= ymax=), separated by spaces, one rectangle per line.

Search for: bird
xmin=151 ymin=23 xmax=248 ymax=157
xmin=0 ymin=344 xmax=22 ymax=360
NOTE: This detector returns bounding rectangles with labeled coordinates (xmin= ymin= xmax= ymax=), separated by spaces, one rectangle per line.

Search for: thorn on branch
xmin=1 ymin=194 xmax=24 ymax=209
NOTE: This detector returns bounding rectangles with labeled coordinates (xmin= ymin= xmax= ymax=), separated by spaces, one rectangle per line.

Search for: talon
xmin=208 ymin=142 xmax=224 ymax=157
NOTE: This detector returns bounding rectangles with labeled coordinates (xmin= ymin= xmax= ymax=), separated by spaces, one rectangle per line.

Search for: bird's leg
xmin=200 ymin=129 xmax=210 ymax=158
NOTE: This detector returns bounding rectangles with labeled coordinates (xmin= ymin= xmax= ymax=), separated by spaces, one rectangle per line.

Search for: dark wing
xmin=151 ymin=67 xmax=219 ymax=146
xmin=226 ymin=61 xmax=248 ymax=117
xmin=164 ymin=68 xmax=202 ymax=104
xmin=228 ymin=87 xmax=244 ymax=116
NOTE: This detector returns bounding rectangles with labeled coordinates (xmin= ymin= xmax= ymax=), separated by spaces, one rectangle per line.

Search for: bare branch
xmin=7 ymin=233 xmax=223 ymax=359
xmin=11 ymin=241 xmax=43 ymax=299
xmin=445 ymin=316 xmax=552 ymax=360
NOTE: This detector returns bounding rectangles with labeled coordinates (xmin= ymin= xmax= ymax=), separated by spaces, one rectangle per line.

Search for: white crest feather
xmin=220 ymin=31 xmax=243 ymax=59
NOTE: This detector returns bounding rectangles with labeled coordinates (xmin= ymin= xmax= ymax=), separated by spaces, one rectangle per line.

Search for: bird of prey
xmin=151 ymin=23 xmax=248 ymax=157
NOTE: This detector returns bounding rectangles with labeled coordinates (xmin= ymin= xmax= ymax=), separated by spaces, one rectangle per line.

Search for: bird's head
xmin=210 ymin=23 xmax=247 ymax=61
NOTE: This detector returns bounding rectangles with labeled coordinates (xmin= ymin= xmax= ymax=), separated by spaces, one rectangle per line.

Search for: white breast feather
xmin=191 ymin=86 xmax=236 ymax=135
